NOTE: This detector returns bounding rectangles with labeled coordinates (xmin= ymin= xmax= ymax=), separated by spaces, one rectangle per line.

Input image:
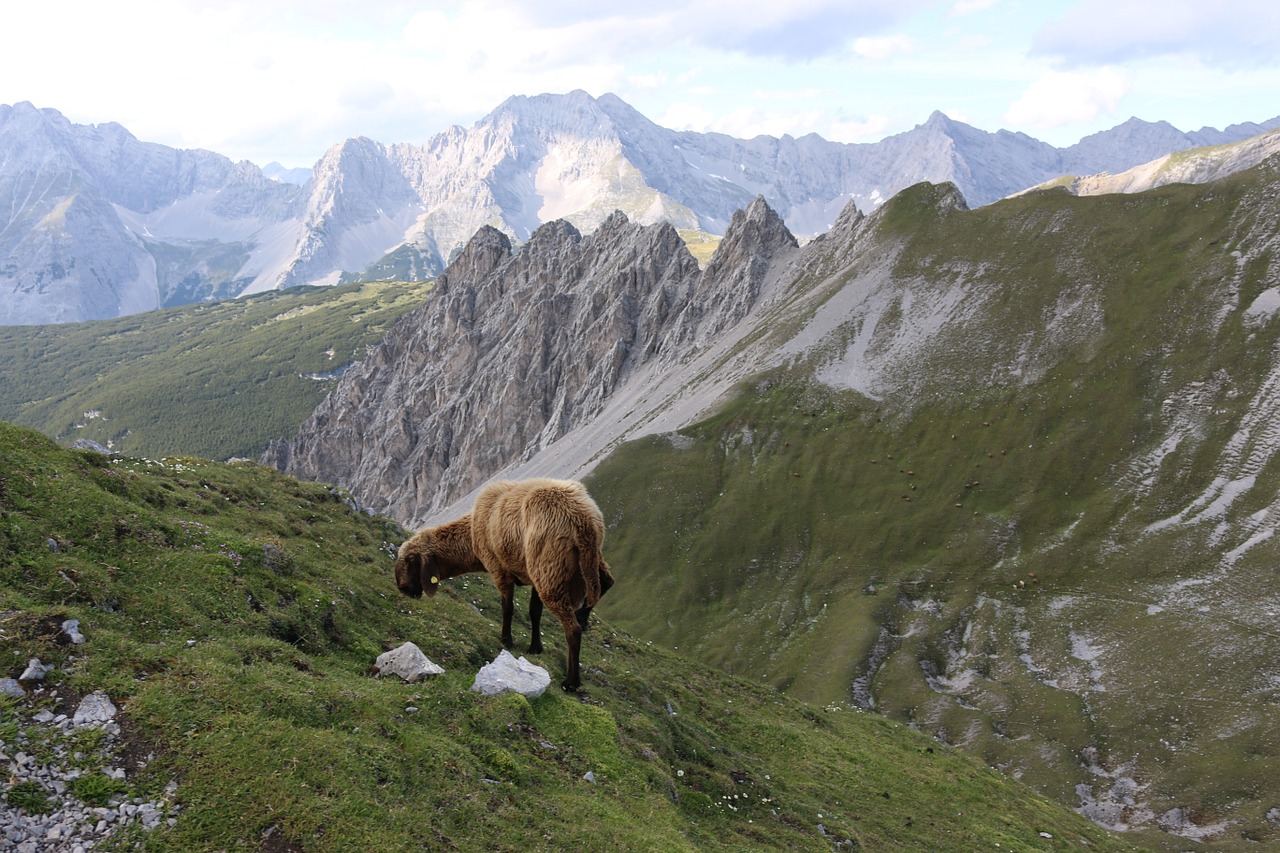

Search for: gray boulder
xmin=470 ymin=650 xmax=551 ymax=699
xmin=373 ymin=642 xmax=444 ymax=683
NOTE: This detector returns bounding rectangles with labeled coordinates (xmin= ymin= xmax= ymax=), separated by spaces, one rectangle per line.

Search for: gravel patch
xmin=1 ymin=687 xmax=179 ymax=852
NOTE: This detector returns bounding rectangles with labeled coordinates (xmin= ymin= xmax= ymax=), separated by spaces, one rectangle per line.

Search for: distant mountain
xmin=261 ymin=161 xmax=313 ymax=185
xmin=3 ymin=94 xmax=1278 ymax=324
xmin=0 ymin=102 xmax=303 ymax=324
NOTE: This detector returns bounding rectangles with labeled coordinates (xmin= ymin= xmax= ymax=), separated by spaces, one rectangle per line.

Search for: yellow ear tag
xmin=431 ymin=576 xmax=439 ymax=584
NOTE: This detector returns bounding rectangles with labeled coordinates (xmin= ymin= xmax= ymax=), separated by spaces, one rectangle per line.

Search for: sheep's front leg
xmin=528 ymin=588 xmax=544 ymax=654
xmin=499 ymin=584 xmax=515 ymax=650
xmin=561 ymin=620 xmax=583 ymax=692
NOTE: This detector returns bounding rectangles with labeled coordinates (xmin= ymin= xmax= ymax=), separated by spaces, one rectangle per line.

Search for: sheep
xmin=395 ymin=478 xmax=615 ymax=691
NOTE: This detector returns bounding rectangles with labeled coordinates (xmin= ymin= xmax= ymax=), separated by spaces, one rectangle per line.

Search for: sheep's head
xmin=395 ymin=535 xmax=440 ymax=599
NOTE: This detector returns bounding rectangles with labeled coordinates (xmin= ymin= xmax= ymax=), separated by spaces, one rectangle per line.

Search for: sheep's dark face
xmin=395 ymin=540 xmax=440 ymax=598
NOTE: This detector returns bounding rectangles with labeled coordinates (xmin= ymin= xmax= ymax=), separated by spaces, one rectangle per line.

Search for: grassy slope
xmin=585 ymin=172 xmax=1280 ymax=848
xmin=0 ymin=281 xmax=431 ymax=461
xmin=0 ymin=422 xmax=1136 ymax=851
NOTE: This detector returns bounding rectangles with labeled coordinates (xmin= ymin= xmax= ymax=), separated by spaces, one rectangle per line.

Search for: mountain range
xmin=3 ymin=92 xmax=1278 ymax=325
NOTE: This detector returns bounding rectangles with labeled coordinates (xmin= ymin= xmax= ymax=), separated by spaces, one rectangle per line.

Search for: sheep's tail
xmin=579 ymin=540 xmax=603 ymax=607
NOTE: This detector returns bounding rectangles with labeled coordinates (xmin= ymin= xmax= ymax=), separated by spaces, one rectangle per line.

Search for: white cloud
xmin=826 ymin=114 xmax=894 ymax=143
xmin=1003 ymin=68 xmax=1132 ymax=130
xmin=1032 ymin=0 xmax=1280 ymax=69
xmin=658 ymin=102 xmax=828 ymax=140
xmin=851 ymin=35 xmax=916 ymax=61
xmin=951 ymin=0 xmax=1000 ymax=15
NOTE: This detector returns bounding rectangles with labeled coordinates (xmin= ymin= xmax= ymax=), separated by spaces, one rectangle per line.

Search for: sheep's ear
xmin=422 ymin=555 xmax=441 ymax=598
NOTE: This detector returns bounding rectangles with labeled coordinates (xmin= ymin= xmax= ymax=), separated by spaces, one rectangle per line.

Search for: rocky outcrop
xmin=263 ymin=197 xmax=798 ymax=522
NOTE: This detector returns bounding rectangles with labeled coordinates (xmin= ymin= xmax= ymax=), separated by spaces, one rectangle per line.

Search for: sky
xmin=1 ymin=0 xmax=1277 ymax=168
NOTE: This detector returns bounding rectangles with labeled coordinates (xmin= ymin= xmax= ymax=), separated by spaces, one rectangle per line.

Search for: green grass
xmin=5 ymin=780 xmax=54 ymax=814
xmin=678 ymin=229 xmax=722 ymax=268
xmin=0 ymin=421 xmax=1138 ymax=850
xmin=0 ymin=280 xmax=431 ymax=461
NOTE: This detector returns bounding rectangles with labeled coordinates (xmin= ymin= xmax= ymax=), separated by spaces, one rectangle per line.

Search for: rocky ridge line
xmin=264 ymin=196 xmax=798 ymax=523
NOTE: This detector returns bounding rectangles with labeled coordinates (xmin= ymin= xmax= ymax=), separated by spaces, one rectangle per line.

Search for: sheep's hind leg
xmin=575 ymin=565 xmax=614 ymax=632
xmin=528 ymin=588 xmax=544 ymax=654
xmin=552 ymin=608 xmax=583 ymax=692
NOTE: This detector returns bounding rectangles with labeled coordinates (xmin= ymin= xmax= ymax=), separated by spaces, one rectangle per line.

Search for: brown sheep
xmin=395 ymin=478 xmax=615 ymax=691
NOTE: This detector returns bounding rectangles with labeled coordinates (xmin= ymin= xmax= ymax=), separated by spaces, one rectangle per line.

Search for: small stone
xmin=33 ymin=709 xmax=56 ymax=724
xmin=73 ymin=692 xmax=118 ymax=726
xmin=0 ymin=677 xmax=26 ymax=698
xmin=583 ymin=771 xmax=596 ymax=784
xmin=61 ymin=620 xmax=86 ymax=644
xmin=20 ymin=658 xmax=51 ymax=681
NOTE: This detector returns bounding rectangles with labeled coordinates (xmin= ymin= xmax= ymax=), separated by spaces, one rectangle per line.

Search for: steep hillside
xmin=0 ymin=280 xmax=431 ymax=460
xmin=0 ymin=422 xmax=1135 ymax=851
xmin=581 ymin=163 xmax=1280 ymax=848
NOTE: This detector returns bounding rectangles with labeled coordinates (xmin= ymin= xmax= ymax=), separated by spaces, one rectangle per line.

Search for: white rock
xmin=72 ymin=692 xmax=118 ymax=726
xmin=61 ymin=620 xmax=86 ymax=644
xmin=470 ymin=649 xmax=551 ymax=698
xmin=373 ymin=642 xmax=443 ymax=683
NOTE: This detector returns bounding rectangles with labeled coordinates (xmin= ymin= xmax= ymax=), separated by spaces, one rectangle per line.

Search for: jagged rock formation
xmin=263 ymin=196 xmax=798 ymax=521
xmin=5 ymin=93 xmax=1278 ymax=324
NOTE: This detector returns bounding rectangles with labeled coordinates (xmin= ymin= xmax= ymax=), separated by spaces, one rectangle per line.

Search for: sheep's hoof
xmin=501 ymin=637 xmax=514 ymax=650
xmin=560 ymin=680 xmax=580 ymax=693
xmin=528 ymin=642 xmax=543 ymax=654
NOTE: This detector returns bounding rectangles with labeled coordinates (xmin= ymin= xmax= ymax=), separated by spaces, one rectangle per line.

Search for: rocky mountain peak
xmin=437 ymin=225 xmax=514 ymax=289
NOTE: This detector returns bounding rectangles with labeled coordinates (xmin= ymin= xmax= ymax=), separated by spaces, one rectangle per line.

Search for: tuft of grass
xmin=68 ymin=773 xmax=130 ymax=807
xmin=5 ymin=781 xmax=54 ymax=814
